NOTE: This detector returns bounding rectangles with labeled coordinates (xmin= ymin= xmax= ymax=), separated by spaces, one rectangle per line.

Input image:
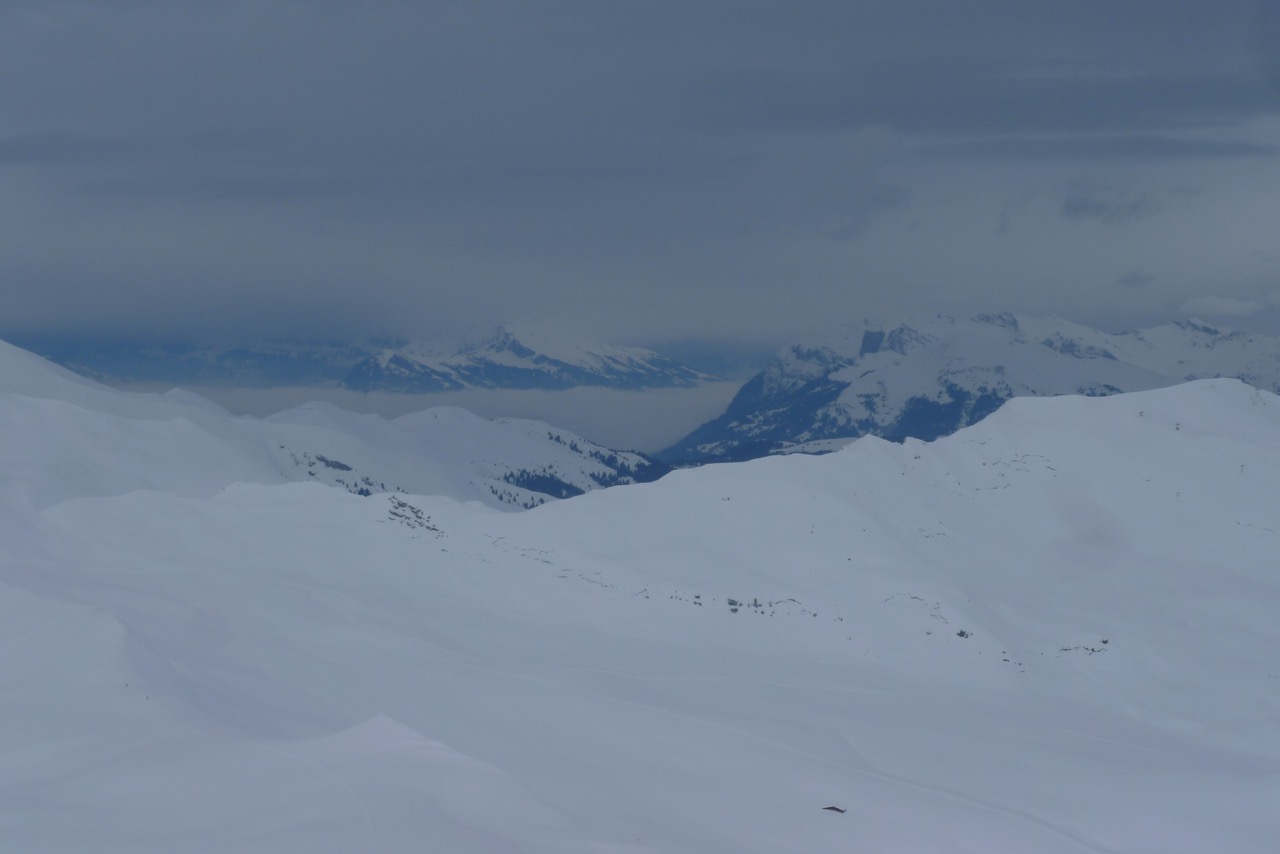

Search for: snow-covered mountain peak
xmin=663 ymin=313 xmax=1280 ymax=462
xmin=467 ymin=323 xmax=635 ymax=370
xmin=16 ymin=328 xmax=719 ymax=393
xmin=342 ymin=324 xmax=715 ymax=392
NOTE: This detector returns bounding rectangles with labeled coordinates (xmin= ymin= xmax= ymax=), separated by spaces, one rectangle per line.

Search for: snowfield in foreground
xmin=2 ymin=371 xmax=1278 ymax=851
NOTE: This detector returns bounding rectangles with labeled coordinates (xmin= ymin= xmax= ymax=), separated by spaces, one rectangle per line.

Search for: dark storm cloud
xmin=1257 ymin=0 xmax=1280 ymax=90
xmin=1115 ymin=270 xmax=1157 ymax=290
xmin=924 ymin=136 xmax=1280 ymax=160
xmin=680 ymin=63 xmax=1276 ymax=137
xmin=0 ymin=131 xmax=144 ymax=164
xmin=1060 ymin=182 xmax=1158 ymax=224
xmin=1 ymin=0 xmax=1278 ymax=346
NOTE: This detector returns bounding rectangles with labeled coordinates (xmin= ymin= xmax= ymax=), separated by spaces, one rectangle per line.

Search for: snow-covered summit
xmin=343 ymin=323 xmax=715 ymax=392
xmin=662 ymin=312 xmax=1280 ymax=462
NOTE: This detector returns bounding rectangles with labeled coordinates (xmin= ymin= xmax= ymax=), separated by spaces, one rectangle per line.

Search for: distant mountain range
xmin=341 ymin=325 xmax=715 ymax=392
xmin=27 ymin=314 xmax=1280 ymax=470
xmin=19 ymin=326 xmax=716 ymax=392
xmin=12 ymin=337 xmax=374 ymax=387
xmin=661 ymin=313 xmax=1280 ymax=463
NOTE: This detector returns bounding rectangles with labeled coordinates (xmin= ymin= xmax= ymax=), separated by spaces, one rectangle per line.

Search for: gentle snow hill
xmin=1 ymin=379 xmax=1278 ymax=852
xmin=342 ymin=323 xmax=716 ymax=392
xmin=663 ymin=312 xmax=1280 ymax=462
xmin=0 ymin=339 xmax=666 ymax=511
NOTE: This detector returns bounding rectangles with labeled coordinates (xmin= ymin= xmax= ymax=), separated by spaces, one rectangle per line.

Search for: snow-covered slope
xmin=0 ymin=339 xmax=666 ymax=511
xmin=2 ymin=377 xmax=1278 ymax=852
xmin=343 ymin=324 xmax=715 ymax=392
xmin=663 ymin=313 xmax=1280 ymax=462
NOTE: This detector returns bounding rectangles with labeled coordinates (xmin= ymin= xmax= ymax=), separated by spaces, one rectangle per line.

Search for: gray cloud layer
xmin=2 ymin=0 xmax=1280 ymax=346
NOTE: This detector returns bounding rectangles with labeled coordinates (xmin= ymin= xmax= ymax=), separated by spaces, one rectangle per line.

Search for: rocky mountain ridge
xmin=341 ymin=324 xmax=715 ymax=392
xmin=18 ymin=326 xmax=715 ymax=393
xmin=662 ymin=313 xmax=1280 ymax=462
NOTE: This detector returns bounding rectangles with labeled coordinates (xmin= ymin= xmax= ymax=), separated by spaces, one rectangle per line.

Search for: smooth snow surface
xmin=2 ymin=348 xmax=1279 ymax=850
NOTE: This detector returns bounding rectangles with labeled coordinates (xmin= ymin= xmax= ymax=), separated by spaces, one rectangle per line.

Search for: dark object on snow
xmin=822 ymin=805 xmax=846 ymax=814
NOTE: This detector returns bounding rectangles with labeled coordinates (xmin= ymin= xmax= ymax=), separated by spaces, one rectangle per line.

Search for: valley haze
xmin=116 ymin=381 xmax=744 ymax=455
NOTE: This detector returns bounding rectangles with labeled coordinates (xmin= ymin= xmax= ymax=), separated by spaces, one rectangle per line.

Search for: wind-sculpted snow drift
xmin=1 ymin=334 xmax=1278 ymax=852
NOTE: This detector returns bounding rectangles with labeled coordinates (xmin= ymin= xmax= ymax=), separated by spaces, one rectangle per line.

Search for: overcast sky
xmin=3 ymin=0 xmax=1280 ymax=349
